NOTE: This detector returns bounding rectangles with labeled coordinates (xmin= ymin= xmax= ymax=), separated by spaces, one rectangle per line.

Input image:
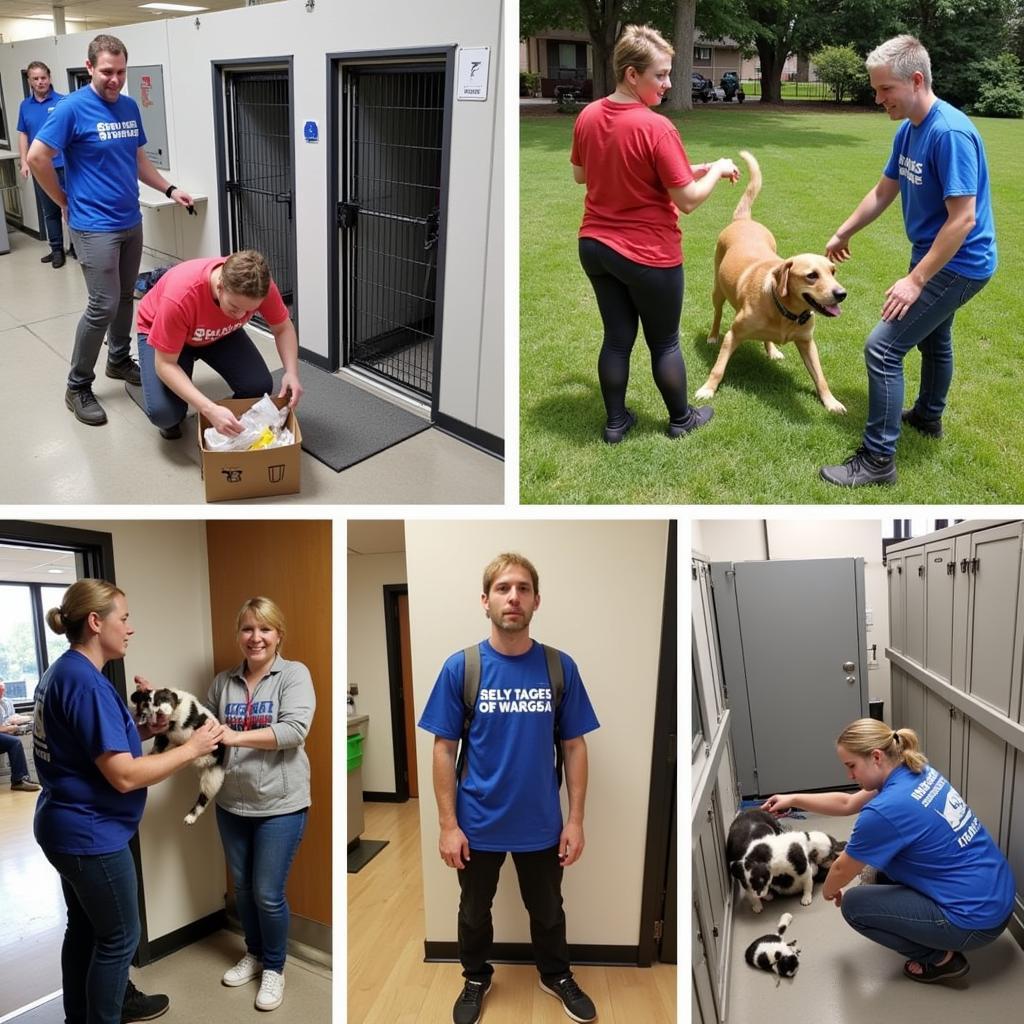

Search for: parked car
xmin=692 ymin=72 xmax=715 ymax=103
xmin=720 ymin=71 xmax=746 ymax=102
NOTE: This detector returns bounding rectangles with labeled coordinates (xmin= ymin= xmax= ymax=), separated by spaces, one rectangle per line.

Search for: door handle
xmin=845 ymin=675 xmax=856 ymax=684
xmin=843 ymin=661 xmax=855 ymax=672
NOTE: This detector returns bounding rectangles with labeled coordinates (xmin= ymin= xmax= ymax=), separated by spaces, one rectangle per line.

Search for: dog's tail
xmin=776 ymin=912 xmax=793 ymax=937
xmin=732 ymin=150 xmax=761 ymax=221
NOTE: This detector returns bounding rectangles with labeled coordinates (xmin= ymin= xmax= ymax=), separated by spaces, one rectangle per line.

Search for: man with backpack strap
xmin=418 ymin=553 xmax=600 ymax=1024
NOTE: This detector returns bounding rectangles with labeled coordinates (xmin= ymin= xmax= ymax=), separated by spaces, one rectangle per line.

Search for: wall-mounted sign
xmin=457 ymin=47 xmax=489 ymax=102
xmin=127 ymin=65 xmax=169 ymax=170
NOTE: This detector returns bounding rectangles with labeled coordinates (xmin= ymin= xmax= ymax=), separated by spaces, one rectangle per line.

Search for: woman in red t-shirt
xmin=571 ymin=25 xmax=739 ymax=443
xmin=135 ymin=249 xmax=303 ymax=439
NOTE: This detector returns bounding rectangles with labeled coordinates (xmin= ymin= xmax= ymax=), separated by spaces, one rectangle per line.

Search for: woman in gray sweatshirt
xmin=209 ymin=596 xmax=316 ymax=1013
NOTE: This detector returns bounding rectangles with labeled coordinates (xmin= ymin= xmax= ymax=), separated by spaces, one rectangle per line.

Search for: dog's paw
xmin=800 ymin=894 xmax=813 ymax=906
xmin=694 ymin=385 xmax=716 ymax=400
xmin=766 ymin=344 xmax=785 ymax=361
xmin=184 ymin=813 xmax=197 ymax=826
xmin=706 ymin=335 xmax=719 ymax=346
xmin=751 ymin=902 xmax=763 ymax=913
xmin=824 ymin=396 xmax=847 ymax=414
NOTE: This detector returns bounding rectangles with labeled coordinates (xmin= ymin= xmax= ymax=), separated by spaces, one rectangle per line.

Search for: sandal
xmin=903 ymin=951 xmax=970 ymax=983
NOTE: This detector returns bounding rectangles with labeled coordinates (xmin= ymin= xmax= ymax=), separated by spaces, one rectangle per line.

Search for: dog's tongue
xmin=825 ymin=304 xmax=842 ymax=317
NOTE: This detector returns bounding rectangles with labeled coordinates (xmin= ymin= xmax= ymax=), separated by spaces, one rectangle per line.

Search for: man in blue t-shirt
xmin=418 ymin=553 xmax=600 ymax=1024
xmin=16 ymin=61 xmax=71 ymax=267
xmin=0 ymin=678 xmax=41 ymax=791
xmin=820 ymin=35 xmax=996 ymax=488
xmin=27 ymin=34 xmax=194 ymax=427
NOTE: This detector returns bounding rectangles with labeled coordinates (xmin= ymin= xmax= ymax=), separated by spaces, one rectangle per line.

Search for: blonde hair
xmin=46 ymin=579 xmax=125 ymax=645
xmin=613 ymin=24 xmax=674 ymax=85
xmin=837 ymin=718 xmax=928 ymax=774
xmin=220 ymin=250 xmax=271 ymax=300
xmin=482 ymin=553 xmax=539 ymax=596
xmin=236 ymin=596 xmax=286 ymax=648
xmin=866 ymin=35 xmax=932 ymax=90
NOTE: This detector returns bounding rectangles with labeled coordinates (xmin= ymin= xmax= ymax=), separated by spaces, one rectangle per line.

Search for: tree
xmin=812 ymin=44 xmax=866 ymax=101
xmin=664 ymin=0 xmax=697 ymax=111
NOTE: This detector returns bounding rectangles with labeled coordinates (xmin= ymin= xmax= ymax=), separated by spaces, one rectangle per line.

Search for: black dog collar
xmin=772 ymin=289 xmax=812 ymax=325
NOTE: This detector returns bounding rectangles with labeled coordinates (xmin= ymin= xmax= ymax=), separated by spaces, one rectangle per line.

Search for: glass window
xmin=0 ymin=584 xmax=40 ymax=699
xmin=41 ymin=584 xmax=71 ymax=673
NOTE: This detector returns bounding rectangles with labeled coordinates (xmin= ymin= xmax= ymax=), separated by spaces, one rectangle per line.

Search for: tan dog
xmin=695 ymin=151 xmax=847 ymax=413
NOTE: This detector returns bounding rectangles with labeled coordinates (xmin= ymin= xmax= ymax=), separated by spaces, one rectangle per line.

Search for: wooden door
xmin=397 ymin=592 xmax=417 ymax=797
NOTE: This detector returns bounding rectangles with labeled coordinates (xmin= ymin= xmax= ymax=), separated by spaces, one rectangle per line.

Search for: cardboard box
xmin=198 ymin=396 xmax=301 ymax=502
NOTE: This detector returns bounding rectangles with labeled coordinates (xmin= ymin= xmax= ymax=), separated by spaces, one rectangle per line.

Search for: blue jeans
xmin=0 ymin=732 xmax=31 ymax=783
xmin=842 ymin=883 xmax=1008 ymax=965
xmin=34 ymin=166 xmax=66 ymax=253
xmin=863 ymin=265 xmax=989 ymax=456
xmin=216 ymin=806 xmax=307 ymax=973
xmin=43 ymin=846 xmax=141 ymax=1024
xmin=137 ymin=329 xmax=273 ymax=430
xmin=67 ymin=224 xmax=144 ymax=389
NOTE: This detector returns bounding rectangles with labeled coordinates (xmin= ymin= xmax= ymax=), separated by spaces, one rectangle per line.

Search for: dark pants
xmin=34 ymin=167 xmax=66 ymax=253
xmin=0 ymin=732 xmax=30 ymax=783
xmin=578 ymin=236 xmax=690 ymax=429
xmin=457 ymin=845 xmax=570 ymax=983
xmin=43 ymin=846 xmax=141 ymax=1024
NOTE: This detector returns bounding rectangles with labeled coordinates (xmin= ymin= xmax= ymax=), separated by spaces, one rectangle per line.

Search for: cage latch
xmin=338 ymin=201 xmax=360 ymax=230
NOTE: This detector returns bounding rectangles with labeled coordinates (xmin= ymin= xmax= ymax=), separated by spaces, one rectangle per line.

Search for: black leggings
xmin=579 ymin=236 xmax=691 ymax=428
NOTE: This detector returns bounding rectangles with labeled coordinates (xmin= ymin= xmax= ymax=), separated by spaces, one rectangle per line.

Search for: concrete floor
xmin=0 ymin=228 xmax=503 ymax=505
xmin=726 ymin=812 xmax=1024 ymax=1023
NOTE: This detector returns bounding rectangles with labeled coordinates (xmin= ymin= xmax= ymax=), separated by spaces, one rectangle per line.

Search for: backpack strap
xmin=543 ymin=644 xmax=566 ymax=788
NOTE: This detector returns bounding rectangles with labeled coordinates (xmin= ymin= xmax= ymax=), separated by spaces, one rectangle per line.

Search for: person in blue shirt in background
xmin=27 ymin=34 xmax=194 ymax=427
xmin=819 ymin=34 xmax=996 ymax=488
xmin=0 ymin=677 xmax=41 ymax=790
xmin=763 ymin=718 xmax=1015 ymax=984
xmin=34 ymin=579 xmax=222 ymax=1024
xmin=418 ymin=553 xmax=601 ymax=1024
xmin=16 ymin=61 xmax=73 ymax=268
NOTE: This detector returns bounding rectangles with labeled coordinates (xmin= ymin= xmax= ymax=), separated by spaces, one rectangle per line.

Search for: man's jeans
xmin=67 ymin=223 xmax=144 ymax=390
xmin=34 ymin=166 xmax=66 ymax=253
xmin=863 ymin=264 xmax=989 ymax=456
xmin=0 ymin=731 xmax=30 ymax=783
xmin=43 ymin=846 xmax=141 ymax=1024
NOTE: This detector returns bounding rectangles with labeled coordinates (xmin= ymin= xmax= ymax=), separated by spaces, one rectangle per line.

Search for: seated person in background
xmin=0 ymin=679 xmax=41 ymax=791
xmin=136 ymin=249 xmax=303 ymax=439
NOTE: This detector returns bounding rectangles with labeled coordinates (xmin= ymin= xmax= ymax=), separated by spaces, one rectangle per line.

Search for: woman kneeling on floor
xmin=762 ymin=718 xmax=1014 ymax=983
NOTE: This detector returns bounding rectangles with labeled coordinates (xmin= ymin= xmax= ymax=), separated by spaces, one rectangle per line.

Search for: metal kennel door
xmin=221 ymin=66 xmax=296 ymax=308
xmin=340 ymin=63 xmax=445 ymax=399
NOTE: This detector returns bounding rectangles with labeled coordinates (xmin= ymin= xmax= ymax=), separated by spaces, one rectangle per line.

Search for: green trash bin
xmin=347 ymin=732 xmax=364 ymax=772
xmin=347 ymin=730 xmax=365 ymax=845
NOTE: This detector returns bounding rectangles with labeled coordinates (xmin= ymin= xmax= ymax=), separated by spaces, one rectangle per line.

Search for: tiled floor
xmin=0 ymin=229 xmax=503 ymax=505
xmin=726 ymin=812 xmax=1024 ymax=1023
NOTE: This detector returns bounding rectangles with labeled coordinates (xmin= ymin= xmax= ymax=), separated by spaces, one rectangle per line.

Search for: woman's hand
xmin=204 ymin=404 xmax=244 ymax=437
xmin=278 ymin=370 xmax=303 ymax=409
xmin=184 ymin=719 xmax=223 ymax=758
xmin=217 ymin=723 xmax=243 ymax=747
xmin=762 ymin=793 xmax=793 ymax=816
xmin=714 ymin=157 xmax=740 ymax=183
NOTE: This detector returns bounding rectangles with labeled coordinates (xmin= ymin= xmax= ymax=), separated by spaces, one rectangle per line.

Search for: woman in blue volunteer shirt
xmin=34 ymin=579 xmax=223 ymax=1024
xmin=763 ymin=718 xmax=1015 ymax=984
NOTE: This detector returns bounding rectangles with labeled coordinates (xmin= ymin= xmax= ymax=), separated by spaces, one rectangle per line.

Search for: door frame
xmin=211 ymin=56 xmax=304 ymax=355
xmin=326 ymin=46 xmax=456 ymax=412
xmin=373 ymin=583 xmax=411 ymax=802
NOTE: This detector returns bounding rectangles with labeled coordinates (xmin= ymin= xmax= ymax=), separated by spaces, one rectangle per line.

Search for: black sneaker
xmin=820 ymin=446 xmax=897 ymax=487
xmin=65 ymin=387 xmax=108 ymax=426
xmin=52 ymin=250 xmax=66 ymax=269
xmin=159 ymin=421 xmax=183 ymax=440
xmin=452 ymin=980 xmax=490 ymax=1024
xmin=668 ymin=405 xmax=714 ymax=438
xmin=539 ymin=975 xmax=597 ymax=1023
xmin=603 ymin=409 xmax=636 ymax=445
xmin=106 ymin=357 xmax=142 ymax=386
xmin=122 ymin=980 xmax=169 ymax=1022
xmin=901 ymin=407 xmax=943 ymax=439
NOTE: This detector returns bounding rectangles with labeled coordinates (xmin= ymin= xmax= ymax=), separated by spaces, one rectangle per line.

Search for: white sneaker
xmin=222 ymin=953 xmax=263 ymax=986
xmin=255 ymin=970 xmax=285 ymax=1011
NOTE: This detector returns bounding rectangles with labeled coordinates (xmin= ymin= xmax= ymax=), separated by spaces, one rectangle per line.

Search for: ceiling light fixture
xmin=139 ymin=3 xmax=209 ymax=11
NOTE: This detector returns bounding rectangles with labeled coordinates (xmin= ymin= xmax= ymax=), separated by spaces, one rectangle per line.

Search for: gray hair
xmin=866 ymin=35 xmax=932 ymax=90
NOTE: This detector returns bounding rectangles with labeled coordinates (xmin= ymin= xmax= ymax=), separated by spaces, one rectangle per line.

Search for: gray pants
xmin=67 ymin=223 xmax=143 ymax=390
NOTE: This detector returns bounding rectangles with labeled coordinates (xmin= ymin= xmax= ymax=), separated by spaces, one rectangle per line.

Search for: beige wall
xmin=347 ymin=551 xmax=409 ymax=793
xmin=48 ymin=519 xmax=223 ymax=943
xmin=406 ymin=520 xmax=668 ymax=946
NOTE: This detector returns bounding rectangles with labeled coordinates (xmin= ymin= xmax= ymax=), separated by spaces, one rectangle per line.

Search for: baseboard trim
xmin=143 ymin=909 xmax=227 ymax=964
xmin=433 ymin=412 xmax=503 ymax=458
xmin=423 ymin=941 xmax=643 ymax=967
xmin=362 ymin=791 xmax=406 ymax=803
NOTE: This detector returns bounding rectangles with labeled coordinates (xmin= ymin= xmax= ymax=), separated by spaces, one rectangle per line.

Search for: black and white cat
xmin=130 ymin=687 xmax=226 ymax=825
xmin=744 ymin=912 xmax=800 ymax=982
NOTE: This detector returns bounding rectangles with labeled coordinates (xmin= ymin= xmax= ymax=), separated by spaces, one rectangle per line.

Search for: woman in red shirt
xmin=571 ymin=25 xmax=739 ymax=443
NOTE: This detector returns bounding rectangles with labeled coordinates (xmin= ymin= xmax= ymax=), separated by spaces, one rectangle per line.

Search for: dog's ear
xmin=775 ymin=260 xmax=793 ymax=297
xmin=129 ymin=691 xmax=148 ymax=707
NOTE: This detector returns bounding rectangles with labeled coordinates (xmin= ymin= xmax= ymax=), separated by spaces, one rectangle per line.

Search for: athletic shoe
xmin=820 ymin=447 xmax=897 ymax=487
xmin=452 ymin=980 xmax=490 ymax=1024
xmin=11 ymin=779 xmax=41 ymax=791
xmin=52 ymin=250 xmax=66 ymax=269
xmin=106 ymin=357 xmax=142 ymax=386
xmin=903 ymin=950 xmax=970 ymax=983
xmin=222 ymin=953 xmax=263 ymax=986
xmin=901 ymin=407 xmax=943 ymax=438
xmin=539 ymin=975 xmax=597 ymax=1022
xmin=668 ymin=405 xmax=714 ymax=438
xmin=255 ymin=970 xmax=285 ymax=1011
xmin=121 ymin=981 xmax=169 ymax=1022
xmin=603 ymin=409 xmax=636 ymax=445
xmin=65 ymin=387 xmax=108 ymax=426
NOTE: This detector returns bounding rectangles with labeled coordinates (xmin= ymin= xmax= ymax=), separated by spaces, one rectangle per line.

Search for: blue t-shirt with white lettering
xmin=35 ymin=85 xmax=146 ymax=232
xmin=883 ymin=98 xmax=996 ymax=279
xmin=845 ymin=763 xmax=1014 ymax=928
xmin=418 ymin=640 xmax=600 ymax=852
xmin=32 ymin=649 xmax=146 ymax=855
xmin=17 ymin=90 xmax=65 ymax=169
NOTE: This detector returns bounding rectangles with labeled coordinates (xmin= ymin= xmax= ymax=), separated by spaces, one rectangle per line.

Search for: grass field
xmin=519 ymin=105 xmax=1024 ymax=505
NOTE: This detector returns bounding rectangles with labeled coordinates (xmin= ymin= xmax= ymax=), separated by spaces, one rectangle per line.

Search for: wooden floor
xmin=348 ymin=800 xmax=677 ymax=1023
xmin=0 ymin=786 xmax=64 ymax=1017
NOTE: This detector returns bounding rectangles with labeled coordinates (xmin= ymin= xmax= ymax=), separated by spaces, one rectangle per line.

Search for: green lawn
xmin=519 ymin=105 xmax=1024 ymax=504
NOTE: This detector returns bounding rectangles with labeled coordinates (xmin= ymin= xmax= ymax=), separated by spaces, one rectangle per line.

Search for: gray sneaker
xmin=65 ymin=387 xmax=108 ymax=426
